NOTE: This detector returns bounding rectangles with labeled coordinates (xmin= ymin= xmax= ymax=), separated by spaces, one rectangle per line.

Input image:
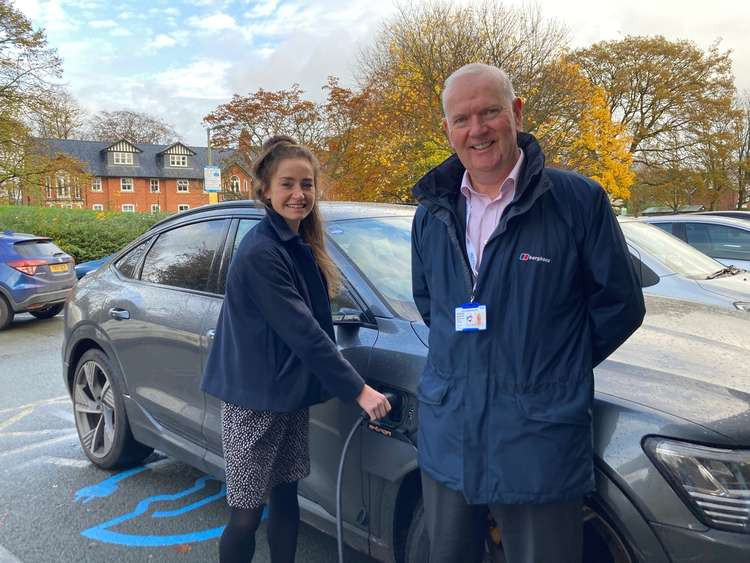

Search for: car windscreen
xmin=13 ymin=240 xmax=65 ymax=258
xmin=327 ymin=216 xmax=420 ymax=321
xmin=620 ymin=221 xmax=723 ymax=279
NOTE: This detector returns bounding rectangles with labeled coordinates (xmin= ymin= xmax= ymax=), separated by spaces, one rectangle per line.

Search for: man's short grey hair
xmin=441 ymin=63 xmax=516 ymax=116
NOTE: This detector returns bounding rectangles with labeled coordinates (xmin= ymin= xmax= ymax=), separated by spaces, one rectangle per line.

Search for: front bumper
xmin=651 ymin=521 xmax=750 ymax=562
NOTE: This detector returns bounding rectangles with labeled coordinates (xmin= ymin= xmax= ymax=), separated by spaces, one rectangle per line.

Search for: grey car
xmin=63 ymin=201 xmax=750 ymax=562
xmin=642 ymin=214 xmax=750 ymax=271
xmin=620 ymin=218 xmax=750 ymax=313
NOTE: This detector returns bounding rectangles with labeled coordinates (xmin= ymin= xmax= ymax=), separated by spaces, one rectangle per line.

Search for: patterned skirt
xmin=221 ymin=402 xmax=310 ymax=509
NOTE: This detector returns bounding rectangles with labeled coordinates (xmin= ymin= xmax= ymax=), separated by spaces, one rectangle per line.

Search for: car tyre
xmin=0 ymin=295 xmax=13 ymax=330
xmin=72 ymin=349 xmax=153 ymax=468
xmin=403 ymin=500 xmax=429 ymax=563
xmin=29 ymin=303 xmax=64 ymax=319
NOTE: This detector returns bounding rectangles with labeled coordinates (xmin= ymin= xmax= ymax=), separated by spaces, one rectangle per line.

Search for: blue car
xmin=75 ymin=255 xmax=113 ymax=280
xmin=0 ymin=230 xmax=76 ymax=329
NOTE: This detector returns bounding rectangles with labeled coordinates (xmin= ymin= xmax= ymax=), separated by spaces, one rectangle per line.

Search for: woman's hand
xmin=356 ymin=385 xmax=391 ymax=420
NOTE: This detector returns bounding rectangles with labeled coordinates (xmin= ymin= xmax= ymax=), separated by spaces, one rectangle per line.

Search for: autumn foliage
xmin=201 ymin=1 xmax=748 ymax=211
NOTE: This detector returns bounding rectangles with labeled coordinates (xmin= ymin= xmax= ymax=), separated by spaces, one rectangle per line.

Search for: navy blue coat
xmin=201 ymin=208 xmax=365 ymax=411
xmin=411 ymin=133 xmax=645 ymax=504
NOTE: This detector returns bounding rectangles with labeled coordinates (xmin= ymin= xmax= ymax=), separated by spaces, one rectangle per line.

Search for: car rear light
xmin=7 ymin=259 xmax=48 ymax=276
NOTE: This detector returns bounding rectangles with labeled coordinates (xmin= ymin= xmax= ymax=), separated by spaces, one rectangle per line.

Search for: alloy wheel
xmin=73 ymin=360 xmax=117 ymax=459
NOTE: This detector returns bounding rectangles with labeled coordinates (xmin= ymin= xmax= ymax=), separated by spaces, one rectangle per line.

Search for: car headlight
xmin=734 ymin=301 xmax=750 ymax=312
xmin=644 ymin=437 xmax=750 ymax=534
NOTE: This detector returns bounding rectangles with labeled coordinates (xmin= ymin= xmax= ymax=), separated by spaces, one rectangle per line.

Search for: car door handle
xmin=206 ymin=329 xmax=216 ymax=340
xmin=109 ymin=307 xmax=130 ymax=320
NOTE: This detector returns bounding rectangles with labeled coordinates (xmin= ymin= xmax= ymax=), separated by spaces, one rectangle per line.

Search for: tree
xmin=732 ymin=92 xmax=750 ymax=209
xmin=85 ymin=110 xmax=178 ymax=144
xmin=545 ymin=70 xmax=635 ymax=200
xmin=33 ymin=87 xmax=86 ymax=139
xmin=0 ymin=0 xmax=88 ymax=203
xmin=203 ymin=84 xmax=325 ymax=151
xmin=572 ymin=36 xmax=736 ymax=167
xmin=0 ymin=0 xmax=62 ymax=120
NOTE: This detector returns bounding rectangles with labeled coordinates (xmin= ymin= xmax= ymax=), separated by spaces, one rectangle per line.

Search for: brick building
xmin=37 ymin=138 xmax=253 ymax=213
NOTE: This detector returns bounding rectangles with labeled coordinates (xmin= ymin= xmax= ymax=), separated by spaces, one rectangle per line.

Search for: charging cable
xmin=336 ymin=392 xmax=401 ymax=563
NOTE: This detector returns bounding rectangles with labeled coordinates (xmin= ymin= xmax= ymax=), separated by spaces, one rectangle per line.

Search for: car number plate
xmin=50 ymin=263 xmax=69 ymax=273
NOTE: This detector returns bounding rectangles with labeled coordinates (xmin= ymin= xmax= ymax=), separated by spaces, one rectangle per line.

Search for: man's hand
xmin=356 ymin=384 xmax=391 ymax=420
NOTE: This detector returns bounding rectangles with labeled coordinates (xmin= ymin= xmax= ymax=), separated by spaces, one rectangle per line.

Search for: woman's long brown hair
xmin=251 ymin=135 xmax=341 ymax=297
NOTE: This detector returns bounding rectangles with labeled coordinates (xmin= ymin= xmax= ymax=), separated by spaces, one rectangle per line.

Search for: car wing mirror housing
xmin=332 ymin=307 xmax=365 ymax=326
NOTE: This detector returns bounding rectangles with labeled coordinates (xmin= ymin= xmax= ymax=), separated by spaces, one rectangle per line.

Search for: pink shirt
xmin=460 ymin=149 xmax=524 ymax=275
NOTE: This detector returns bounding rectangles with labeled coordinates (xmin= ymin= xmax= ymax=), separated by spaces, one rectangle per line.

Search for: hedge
xmin=0 ymin=206 xmax=172 ymax=263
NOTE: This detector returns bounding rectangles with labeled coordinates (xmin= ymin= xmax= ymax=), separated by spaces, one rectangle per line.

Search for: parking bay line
xmin=0 ymin=396 xmax=69 ymax=416
xmin=0 ymin=432 xmax=78 ymax=458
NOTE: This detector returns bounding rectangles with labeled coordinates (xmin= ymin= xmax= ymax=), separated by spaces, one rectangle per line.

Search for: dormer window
xmin=113 ymin=152 xmax=133 ymax=165
xmin=169 ymin=154 xmax=188 ymax=167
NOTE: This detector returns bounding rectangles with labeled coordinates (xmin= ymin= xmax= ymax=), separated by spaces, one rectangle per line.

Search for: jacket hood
xmin=411 ymin=132 xmax=549 ymax=212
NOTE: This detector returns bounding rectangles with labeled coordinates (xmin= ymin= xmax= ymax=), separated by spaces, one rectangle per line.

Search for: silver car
xmin=642 ymin=214 xmax=750 ymax=271
xmin=620 ymin=218 xmax=750 ymax=313
xmin=63 ymin=202 xmax=750 ymax=562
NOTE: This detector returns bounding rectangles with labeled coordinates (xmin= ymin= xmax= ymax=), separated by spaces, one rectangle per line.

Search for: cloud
xmin=111 ymin=28 xmax=133 ymax=37
xmin=187 ymin=12 xmax=239 ymax=32
xmin=245 ymin=0 xmax=279 ymax=18
xmin=147 ymin=34 xmax=178 ymax=49
xmin=88 ymin=19 xmax=118 ymax=29
xmin=154 ymin=59 xmax=233 ymax=100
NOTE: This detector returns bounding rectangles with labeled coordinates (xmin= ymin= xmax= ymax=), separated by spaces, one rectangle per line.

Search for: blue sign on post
xmin=204 ymin=166 xmax=222 ymax=193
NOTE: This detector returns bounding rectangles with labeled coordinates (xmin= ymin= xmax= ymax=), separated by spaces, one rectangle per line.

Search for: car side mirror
xmin=332 ymin=307 xmax=364 ymax=326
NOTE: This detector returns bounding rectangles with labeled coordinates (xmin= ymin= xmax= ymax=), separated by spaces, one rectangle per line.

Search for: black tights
xmin=219 ymin=481 xmax=300 ymax=563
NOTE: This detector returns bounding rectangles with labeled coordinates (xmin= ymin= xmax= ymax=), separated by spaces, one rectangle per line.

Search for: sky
xmin=13 ymin=0 xmax=750 ymax=146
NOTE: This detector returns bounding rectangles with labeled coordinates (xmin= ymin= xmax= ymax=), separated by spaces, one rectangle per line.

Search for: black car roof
xmin=149 ymin=200 xmax=416 ymax=230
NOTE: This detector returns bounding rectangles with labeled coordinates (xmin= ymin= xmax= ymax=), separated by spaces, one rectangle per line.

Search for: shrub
xmin=0 ymin=206 xmax=171 ymax=263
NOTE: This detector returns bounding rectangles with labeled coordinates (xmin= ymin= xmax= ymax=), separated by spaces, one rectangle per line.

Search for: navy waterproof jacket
xmin=411 ymin=133 xmax=645 ymax=504
xmin=201 ymin=208 xmax=365 ymax=411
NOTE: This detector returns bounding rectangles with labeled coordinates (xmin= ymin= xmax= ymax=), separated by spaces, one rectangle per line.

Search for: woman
xmin=201 ymin=135 xmax=390 ymax=563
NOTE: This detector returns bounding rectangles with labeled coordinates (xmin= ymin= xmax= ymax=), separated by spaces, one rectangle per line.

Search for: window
xmin=686 ymin=223 xmax=750 ymax=262
xmin=177 ymin=179 xmax=189 ymax=193
xmin=93 ymin=204 xmax=104 ymax=211
xmin=122 ymin=204 xmax=135 ymax=212
xmin=150 ymin=179 xmax=160 ymax=193
xmin=327 ymin=216 xmax=420 ymax=320
xmin=178 ymin=204 xmax=190 ymax=212
xmin=230 ymin=175 xmax=240 ymax=192
xmin=219 ymin=218 xmax=261 ymax=294
xmin=113 ymin=152 xmax=134 ymax=165
xmin=140 ymin=220 xmax=229 ymax=291
xmin=121 ymin=178 xmax=134 ymax=192
xmin=56 ymin=174 xmax=70 ymax=199
xmin=45 ymin=177 xmax=52 ymax=199
xmin=169 ymin=154 xmax=188 ymax=167
xmin=115 ymin=240 xmax=149 ymax=279
xmin=91 ymin=177 xmax=102 ymax=192
xmin=244 ymin=179 xmax=249 ymax=192
xmin=73 ymin=180 xmax=81 ymax=200
xmin=151 ymin=203 xmax=160 ymax=213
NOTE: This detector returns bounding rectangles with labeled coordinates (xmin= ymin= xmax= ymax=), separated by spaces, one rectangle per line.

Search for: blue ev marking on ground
xmin=74 ymin=460 xmax=267 ymax=547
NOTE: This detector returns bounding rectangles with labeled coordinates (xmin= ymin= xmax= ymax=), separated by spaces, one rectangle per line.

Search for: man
xmin=411 ymin=63 xmax=645 ymax=563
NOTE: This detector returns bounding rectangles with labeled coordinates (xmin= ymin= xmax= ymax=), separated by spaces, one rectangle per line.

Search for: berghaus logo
xmin=519 ymin=253 xmax=551 ymax=263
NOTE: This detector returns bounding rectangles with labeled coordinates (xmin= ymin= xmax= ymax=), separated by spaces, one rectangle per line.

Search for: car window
xmin=330 ymin=285 xmax=361 ymax=314
xmin=652 ymin=222 xmax=673 ymax=234
xmin=13 ymin=240 xmax=64 ymax=258
xmin=114 ymin=240 xmax=150 ymax=279
xmin=140 ymin=219 xmax=229 ymax=291
xmin=327 ymin=216 xmax=420 ymax=321
xmin=619 ymin=221 xmax=722 ymax=279
xmin=686 ymin=223 xmax=750 ymax=261
xmin=233 ymin=219 xmax=260 ymax=254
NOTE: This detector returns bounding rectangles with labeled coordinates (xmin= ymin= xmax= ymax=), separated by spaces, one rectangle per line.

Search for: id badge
xmin=455 ymin=302 xmax=487 ymax=332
